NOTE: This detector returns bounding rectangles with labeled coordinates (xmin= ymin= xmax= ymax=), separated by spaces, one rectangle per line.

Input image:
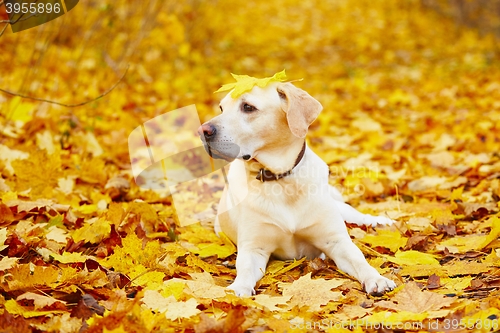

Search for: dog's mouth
xmin=203 ymin=142 xmax=240 ymax=162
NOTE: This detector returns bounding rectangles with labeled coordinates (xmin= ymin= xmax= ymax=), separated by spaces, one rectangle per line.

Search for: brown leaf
xmin=427 ymin=274 xmax=441 ymax=289
xmin=404 ymin=235 xmax=430 ymax=251
xmin=194 ymin=306 xmax=246 ymax=333
xmin=376 ymin=281 xmax=455 ymax=312
xmin=0 ymin=311 xmax=31 ymax=333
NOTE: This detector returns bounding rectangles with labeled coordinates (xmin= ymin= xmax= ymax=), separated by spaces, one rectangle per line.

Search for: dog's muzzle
xmin=197 ymin=123 xmax=240 ymax=161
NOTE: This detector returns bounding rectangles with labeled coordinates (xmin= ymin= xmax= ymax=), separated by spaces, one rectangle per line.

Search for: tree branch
xmin=0 ymin=65 xmax=129 ymax=107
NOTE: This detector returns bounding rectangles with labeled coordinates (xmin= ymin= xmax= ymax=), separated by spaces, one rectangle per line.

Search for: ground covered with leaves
xmin=1 ymin=0 xmax=500 ymax=332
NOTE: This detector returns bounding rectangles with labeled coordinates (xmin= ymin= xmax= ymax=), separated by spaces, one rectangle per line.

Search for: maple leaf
xmin=48 ymin=251 xmax=91 ymax=263
xmin=0 ymin=257 xmax=18 ymax=270
xmin=71 ymin=218 xmax=111 ymax=244
xmin=185 ymin=272 xmax=227 ymax=299
xmin=376 ymin=281 xmax=456 ymax=313
xmin=279 ymin=273 xmax=346 ymax=312
xmin=11 ymin=150 xmax=61 ymax=197
xmin=142 ymin=290 xmax=174 ymax=313
xmin=17 ymin=292 xmax=66 ymax=310
xmin=215 ymin=70 xmax=289 ymax=98
xmin=0 ymin=144 xmax=29 ymax=175
xmin=165 ymin=298 xmax=201 ymax=321
xmin=253 ymin=294 xmax=292 ymax=312
xmin=4 ymin=264 xmax=59 ymax=292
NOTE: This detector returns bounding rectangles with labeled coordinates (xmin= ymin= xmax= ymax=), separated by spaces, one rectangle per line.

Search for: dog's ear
xmin=277 ymin=83 xmax=323 ymax=138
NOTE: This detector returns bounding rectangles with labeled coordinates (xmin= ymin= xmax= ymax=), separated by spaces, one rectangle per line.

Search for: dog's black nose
xmin=197 ymin=123 xmax=217 ymax=140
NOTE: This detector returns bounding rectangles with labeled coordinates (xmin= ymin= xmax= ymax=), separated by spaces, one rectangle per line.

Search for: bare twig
xmin=0 ymin=65 xmax=129 ymax=107
xmin=0 ymin=23 xmax=7 ymax=37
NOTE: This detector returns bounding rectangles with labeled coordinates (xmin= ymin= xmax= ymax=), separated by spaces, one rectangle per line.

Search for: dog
xmin=198 ymin=81 xmax=396 ymax=296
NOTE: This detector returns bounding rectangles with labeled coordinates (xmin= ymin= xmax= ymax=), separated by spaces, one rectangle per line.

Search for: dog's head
xmin=198 ymin=82 xmax=322 ymax=162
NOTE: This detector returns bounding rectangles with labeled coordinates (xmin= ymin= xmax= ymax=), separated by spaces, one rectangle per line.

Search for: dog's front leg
xmin=227 ymin=245 xmax=271 ymax=296
xmin=322 ymin=236 xmax=395 ymax=295
xmin=306 ymin=223 xmax=396 ymax=295
xmin=333 ymin=200 xmax=395 ymax=226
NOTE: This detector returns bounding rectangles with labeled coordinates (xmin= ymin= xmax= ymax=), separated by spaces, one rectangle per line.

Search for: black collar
xmin=256 ymin=142 xmax=306 ymax=182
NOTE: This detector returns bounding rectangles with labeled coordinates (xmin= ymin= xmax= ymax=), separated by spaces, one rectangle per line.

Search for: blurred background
xmin=1 ymin=0 xmax=499 ymax=204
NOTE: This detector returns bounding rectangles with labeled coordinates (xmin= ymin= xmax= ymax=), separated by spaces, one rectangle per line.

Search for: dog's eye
xmin=242 ymin=103 xmax=256 ymax=112
xmin=219 ymin=105 xmax=223 ymax=113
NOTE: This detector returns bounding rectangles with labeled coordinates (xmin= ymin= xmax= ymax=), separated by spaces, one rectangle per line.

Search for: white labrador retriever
xmin=198 ymin=82 xmax=396 ymax=296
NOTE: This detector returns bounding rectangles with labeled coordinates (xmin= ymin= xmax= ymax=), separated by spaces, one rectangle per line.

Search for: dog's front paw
xmin=363 ymin=215 xmax=395 ymax=227
xmin=227 ymin=282 xmax=255 ymax=297
xmin=363 ymin=275 xmax=396 ymax=296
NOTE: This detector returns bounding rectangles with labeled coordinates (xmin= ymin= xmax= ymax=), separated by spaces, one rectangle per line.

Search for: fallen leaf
xmin=361 ymin=229 xmax=407 ymax=253
xmin=253 ymin=294 xmax=292 ymax=312
xmin=376 ymin=281 xmax=456 ymax=312
xmin=386 ymin=250 xmax=440 ymax=266
xmin=165 ymin=298 xmax=201 ymax=320
xmin=280 ymin=273 xmax=346 ymax=311
xmin=17 ymin=292 xmax=65 ymax=310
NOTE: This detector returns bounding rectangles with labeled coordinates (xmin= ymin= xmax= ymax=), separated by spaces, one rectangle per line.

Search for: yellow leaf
xmin=165 ymin=298 xmax=200 ymax=321
xmin=4 ymin=299 xmax=65 ymax=318
xmin=190 ymin=242 xmax=235 ymax=258
xmin=279 ymin=273 xmax=346 ymax=312
xmin=11 ymin=150 xmax=61 ymax=197
xmin=49 ymin=251 xmax=91 ymax=263
xmin=185 ymin=272 xmax=227 ymax=299
xmin=6 ymin=264 xmax=59 ymax=292
xmin=215 ymin=69 xmax=289 ymax=98
xmin=253 ymin=294 xmax=292 ymax=312
xmin=361 ymin=230 xmax=407 ymax=253
xmin=160 ymin=280 xmax=186 ymax=300
xmin=7 ymin=97 xmax=35 ymax=124
xmin=438 ymin=216 xmax=500 ymax=253
xmin=72 ymin=218 xmax=111 ymax=243
xmin=386 ymin=250 xmax=440 ymax=266
xmin=101 ymin=232 xmax=161 ymax=274
xmin=461 ymin=308 xmax=500 ymax=332
xmin=75 ymin=204 xmax=98 ymax=214
xmin=130 ymin=265 xmax=165 ymax=289
xmin=142 ymin=290 xmax=175 ymax=312
xmin=440 ymin=277 xmax=473 ymax=294
xmin=479 ymin=216 xmax=500 ymax=249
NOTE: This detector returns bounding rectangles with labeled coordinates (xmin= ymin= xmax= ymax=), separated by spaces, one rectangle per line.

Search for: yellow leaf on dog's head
xmin=215 ymin=70 xmax=290 ymax=98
